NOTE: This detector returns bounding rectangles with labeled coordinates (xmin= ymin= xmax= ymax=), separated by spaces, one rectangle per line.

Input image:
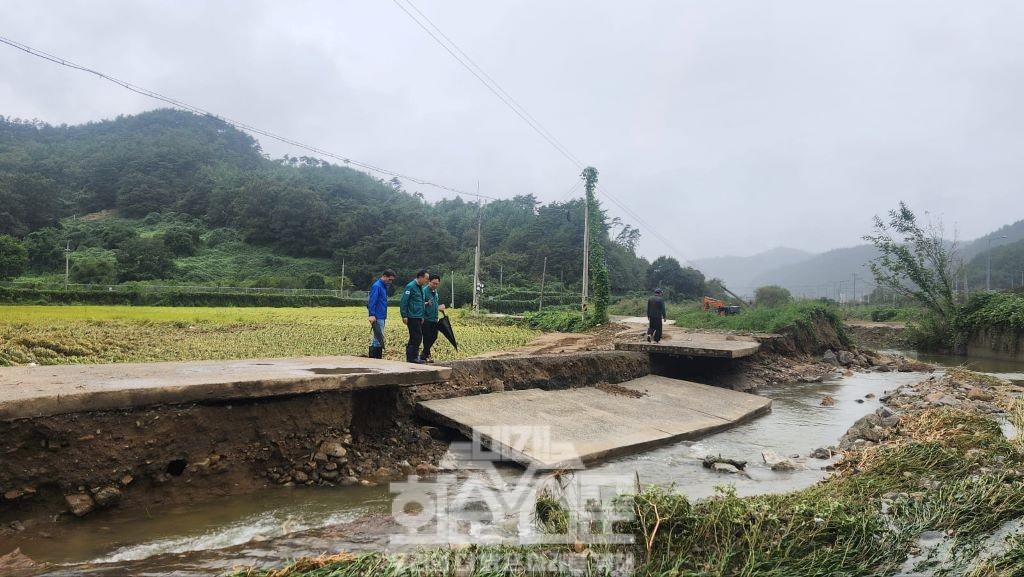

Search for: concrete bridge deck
xmin=0 ymin=357 xmax=450 ymax=420
xmin=418 ymin=375 xmax=771 ymax=468
xmin=615 ymin=332 xmax=761 ymax=359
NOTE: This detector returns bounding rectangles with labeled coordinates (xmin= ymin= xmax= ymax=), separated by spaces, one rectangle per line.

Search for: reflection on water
xmin=591 ymin=371 xmax=923 ymax=498
xmin=8 ymin=370 xmax=937 ymax=575
xmin=894 ymin=349 xmax=1024 ymax=382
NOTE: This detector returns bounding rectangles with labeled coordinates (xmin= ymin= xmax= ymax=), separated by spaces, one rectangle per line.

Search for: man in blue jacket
xmin=399 ymin=269 xmax=430 ymax=363
xmin=366 ymin=269 xmax=396 ymax=358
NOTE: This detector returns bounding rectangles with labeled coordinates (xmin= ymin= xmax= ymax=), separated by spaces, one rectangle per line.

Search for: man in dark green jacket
xmin=399 ymin=269 xmax=430 ymax=363
xmin=421 ymin=274 xmax=447 ymax=363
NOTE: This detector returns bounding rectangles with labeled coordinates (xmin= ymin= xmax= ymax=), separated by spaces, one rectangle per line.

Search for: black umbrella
xmin=437 ymin=311 xmax=459 ymax=351
xmin=371 ymin=320 xmax=386 ymax=350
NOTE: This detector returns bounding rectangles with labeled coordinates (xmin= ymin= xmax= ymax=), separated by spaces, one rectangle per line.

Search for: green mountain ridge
xmin=0 ymin=109 xmax=654 ymax=298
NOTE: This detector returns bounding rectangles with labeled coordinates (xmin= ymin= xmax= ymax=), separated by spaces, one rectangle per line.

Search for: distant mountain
xmin=960 ymin=219 xmax=1024 ymax=261
xmin=747 ymin=245 xmax=881 ymax=299
xmin=691 ymin=247 xmax=812 ymax=293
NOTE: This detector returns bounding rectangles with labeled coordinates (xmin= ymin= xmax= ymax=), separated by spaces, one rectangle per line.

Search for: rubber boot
xmin=375 ymin=347 xmax=384 ymax=359
xmin=369 ymin=346 xmax=382 ymax=359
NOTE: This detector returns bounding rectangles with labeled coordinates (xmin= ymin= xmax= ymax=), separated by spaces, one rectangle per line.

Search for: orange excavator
xmin=703 ymin=296 xmax=729 ymax=316
xmin=703 ymin=284 xmax=748 ymax=316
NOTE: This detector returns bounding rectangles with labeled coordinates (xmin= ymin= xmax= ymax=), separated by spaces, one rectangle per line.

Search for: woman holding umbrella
xmin=421 ymin=274 xmax=447 ymax=363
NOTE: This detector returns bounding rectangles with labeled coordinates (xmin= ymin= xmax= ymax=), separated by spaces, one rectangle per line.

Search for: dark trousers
xmin=422 ymin=320 xmax=439 ymax=359
xmin=647 ymin=317 xmax=663 ymax=343
xmin=405 ymin=318 xmax=424 ymax=362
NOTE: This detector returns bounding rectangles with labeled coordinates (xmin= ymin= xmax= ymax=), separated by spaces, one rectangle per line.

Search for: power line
xmin=391 ymin=1 xmax=693 ymax=263
xmin=0 ymin=33 xmax=501 ymax=202
xmin=392 ymin=0 xmax=585 ymax=169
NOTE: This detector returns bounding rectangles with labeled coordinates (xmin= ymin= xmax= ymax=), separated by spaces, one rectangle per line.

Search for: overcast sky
xmin=2 ymin=1 xmax=1023 ymax=261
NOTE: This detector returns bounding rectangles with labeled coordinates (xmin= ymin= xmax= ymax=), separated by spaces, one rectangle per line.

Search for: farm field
xmin=0 ymin=305 xmax=540 ymax=366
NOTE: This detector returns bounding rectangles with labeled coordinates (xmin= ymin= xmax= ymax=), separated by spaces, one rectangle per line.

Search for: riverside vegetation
xmin=0 ymin=305 xmax=539 ymax=366
xmin=233 ymin=368 xmax=1024 ymax=577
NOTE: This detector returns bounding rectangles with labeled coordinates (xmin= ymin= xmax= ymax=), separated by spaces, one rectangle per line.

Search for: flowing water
xmin=9 ymin=360 xmax=1020 ymax=576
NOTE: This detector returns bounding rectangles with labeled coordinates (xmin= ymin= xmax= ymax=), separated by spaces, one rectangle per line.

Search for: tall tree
xmin=864 ymin=202 xmax=959 ymax=345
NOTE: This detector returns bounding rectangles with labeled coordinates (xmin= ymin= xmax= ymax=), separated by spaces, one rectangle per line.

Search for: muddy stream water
xmin=9 ymin=354 xmax=1024 ymax=576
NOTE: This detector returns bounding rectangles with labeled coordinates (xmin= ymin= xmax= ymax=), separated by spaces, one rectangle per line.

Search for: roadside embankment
xmin=0 ymin=351 xmax=650 ymax=533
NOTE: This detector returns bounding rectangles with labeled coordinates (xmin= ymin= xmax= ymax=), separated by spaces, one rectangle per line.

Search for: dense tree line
xmin=0 ymin=109 xmax=705 ymax=296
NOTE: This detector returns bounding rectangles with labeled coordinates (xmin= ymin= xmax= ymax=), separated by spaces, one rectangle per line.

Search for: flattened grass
xmin=0 ymin=305 xmax=540 ymax=365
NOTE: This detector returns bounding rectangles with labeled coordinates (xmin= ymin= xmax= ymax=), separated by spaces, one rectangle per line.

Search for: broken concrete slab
xmin=0 ymin=356 xmax=450 ymax=420
xmin=615 ymin=333 xmax=761 ymax=358
xmin=418 ymin=375 xmax=771 ymax=468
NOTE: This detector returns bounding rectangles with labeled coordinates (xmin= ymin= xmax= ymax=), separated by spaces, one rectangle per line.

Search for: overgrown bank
xmin=955 ymin=292 xmax=1024 ymax=360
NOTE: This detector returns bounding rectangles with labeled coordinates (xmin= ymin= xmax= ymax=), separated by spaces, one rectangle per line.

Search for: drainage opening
xmin=166 ymin=459 xmax=188 ymax=476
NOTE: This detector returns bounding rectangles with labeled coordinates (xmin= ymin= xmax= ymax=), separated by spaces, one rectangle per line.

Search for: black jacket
xmin=647 ymin=295 xmax=667 ymax=320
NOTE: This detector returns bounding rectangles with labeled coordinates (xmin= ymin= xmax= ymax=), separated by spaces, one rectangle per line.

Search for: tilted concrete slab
xmin=0 ymin=357 xmax=450 ymax=420
xmin=615 ymin=333 xmax=761 ymax=358
xmin=418 ymin=375 xmax=771 ymax=468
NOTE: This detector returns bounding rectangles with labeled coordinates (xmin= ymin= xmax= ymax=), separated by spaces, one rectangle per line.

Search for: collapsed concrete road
xmin=418 ymin=375 xmax=772 ymax=468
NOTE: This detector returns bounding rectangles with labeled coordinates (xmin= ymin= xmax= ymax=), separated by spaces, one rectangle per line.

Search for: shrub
xmin=755 ymin=285 xmax=792 ymax=308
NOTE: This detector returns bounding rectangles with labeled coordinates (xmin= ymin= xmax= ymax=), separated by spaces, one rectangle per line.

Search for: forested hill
xmin=0 ymin=109 xmax=651 ymax=293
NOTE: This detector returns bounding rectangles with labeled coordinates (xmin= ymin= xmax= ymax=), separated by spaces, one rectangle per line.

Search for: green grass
xmin=841 ymin=304 xmax=923 ymax=323
xmin=520 ymin=307 xmax=598 ymax=332
xmin=673 ymin=300 xmax=844 ymax=334
xmin=0 ymin=305 xmax=540 ymax=366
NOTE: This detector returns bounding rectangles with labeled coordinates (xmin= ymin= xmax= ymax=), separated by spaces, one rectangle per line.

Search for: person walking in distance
xmin=647 ymin=287 xmax=667 ymax=343
xmin=420 ymin=274 xmax=447 ymax=363
xmin=399 ymin=269 xmax=430 ymax=363
xmin=366 ymin=269 xmax=396 ymax=358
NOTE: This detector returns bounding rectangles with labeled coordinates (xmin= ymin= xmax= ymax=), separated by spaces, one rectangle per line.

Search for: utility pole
xmin=340 ymin=258 xmax=346 ymax=298
xmin=499 ymin=264 xmax=503 ymax=291
xmin=539 ymin=256 xmax=547 ymax=311
xmin=581 ymin=182 xmax=590 ymax=320
xmin=472 ymin=186 xmax=483 ymax=314
xmin=851 ymin=274 xmax=859 ymax=306
xmin=451 ymin=270 xmax=455 ymax=308
xmin=64 ymin=241 xmax=71 ymax=290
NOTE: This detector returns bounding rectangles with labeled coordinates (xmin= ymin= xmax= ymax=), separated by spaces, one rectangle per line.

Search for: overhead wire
xmin=0 ymin=33 xmax=501 ymax=201
xmin=391 ymin=0 xmax=694 ymax=263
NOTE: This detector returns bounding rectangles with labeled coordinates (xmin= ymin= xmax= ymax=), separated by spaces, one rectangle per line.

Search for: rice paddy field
xmin=0 ymin=305 xmax=540 ymax=366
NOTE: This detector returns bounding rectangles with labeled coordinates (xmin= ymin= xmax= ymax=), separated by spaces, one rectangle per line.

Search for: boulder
xmin=711 ymin=462 xmax=740 ymax=474
xmin=93 ymin=486 xmax=122 ymax=509
xmin=809 ymin=447 xmax=833 ymax=459
xmin=823 ymin=350 xmax=839 ymax=365
xmin=319 ymin=442 xmax=347 ymax=459
xmin=838 ymin=351 xmax=856 ymax=366
xmin=65 ymin=494 xmax=95 ymax=517
xmin=967 ymin=387 xmax=993 ymax=402
xmin=762 ymin=450 xmax=797 ymax=471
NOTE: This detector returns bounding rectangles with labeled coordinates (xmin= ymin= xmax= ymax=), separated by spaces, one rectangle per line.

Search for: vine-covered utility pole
xmin=581 ymin=167 xmax=609 ymax=324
